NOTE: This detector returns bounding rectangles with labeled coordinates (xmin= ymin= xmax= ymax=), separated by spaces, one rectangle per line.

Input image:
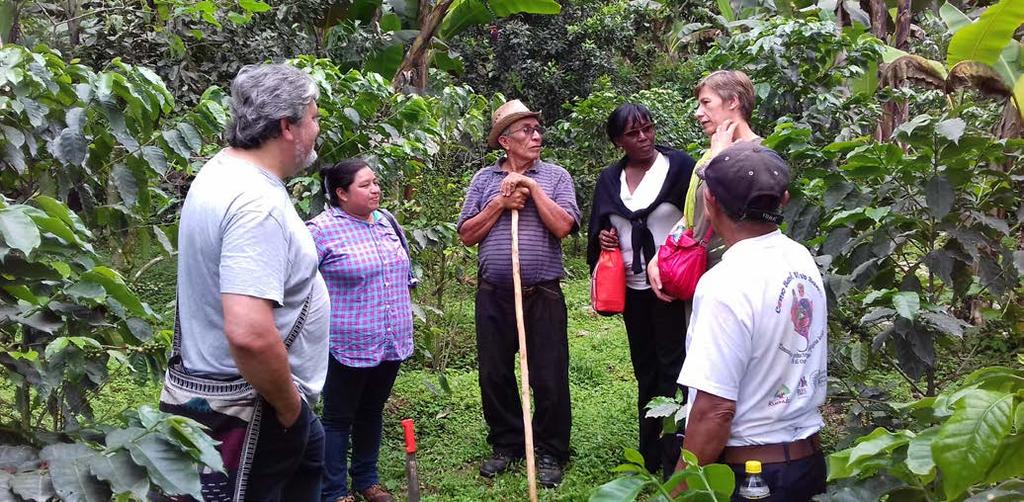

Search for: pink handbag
xmin=591 ymin=248 xmax=626 ymax=315
xmin=657 ymin=226 xmax=714 ymax=300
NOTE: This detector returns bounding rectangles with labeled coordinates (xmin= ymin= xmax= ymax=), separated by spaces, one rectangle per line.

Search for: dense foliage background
xmin=1 ymin=0 xmax=1023 ymax=499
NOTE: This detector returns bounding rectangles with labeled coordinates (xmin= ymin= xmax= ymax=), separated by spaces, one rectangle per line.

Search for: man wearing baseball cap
xmin=673 ymin=142 xmax=828 ymax=501
xmin=457 ymin=99 xmax=580 ymax=486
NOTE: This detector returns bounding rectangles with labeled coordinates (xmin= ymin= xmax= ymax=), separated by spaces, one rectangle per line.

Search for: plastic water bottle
xmin=737 ymin=460 xmax=770 ymax=499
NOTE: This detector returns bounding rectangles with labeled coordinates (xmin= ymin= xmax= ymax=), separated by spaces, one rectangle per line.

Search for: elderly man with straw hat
xmin=457 ymin=99 xmax=580 ymax=487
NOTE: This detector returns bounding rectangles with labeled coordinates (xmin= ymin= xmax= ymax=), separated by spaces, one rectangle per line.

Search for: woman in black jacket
xmin=586 ymin=103 xmax=695 ymax=478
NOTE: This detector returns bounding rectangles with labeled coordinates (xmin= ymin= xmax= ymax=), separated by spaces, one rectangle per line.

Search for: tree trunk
xmin=391 ymin=0 xmax=455 ymax=93
xmin=868 ymin=0 xmax=888 ymax=40
xmin=894 ymin=0 xmax=911 ymax=50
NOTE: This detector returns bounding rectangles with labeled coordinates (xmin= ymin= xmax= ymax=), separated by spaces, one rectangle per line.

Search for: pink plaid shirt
xmin=307 ymin=207 xmax=414 ymax=367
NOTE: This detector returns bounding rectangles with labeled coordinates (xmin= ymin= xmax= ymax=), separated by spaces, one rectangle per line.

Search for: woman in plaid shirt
xmin=307 ymin=159 xmax=414 ymax=502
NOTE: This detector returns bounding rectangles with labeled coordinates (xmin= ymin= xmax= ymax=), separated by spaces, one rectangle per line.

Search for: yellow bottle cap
xmin=745 ymin=460 xmax=762 ymax=474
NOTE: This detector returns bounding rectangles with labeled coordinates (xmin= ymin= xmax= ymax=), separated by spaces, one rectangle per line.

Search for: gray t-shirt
xmin=176 ymin=150 xmax=330 ymax=402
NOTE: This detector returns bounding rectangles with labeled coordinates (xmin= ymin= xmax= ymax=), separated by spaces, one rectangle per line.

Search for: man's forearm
xmin=222 ymin=294 xmax=301 ymax=423
xmin=459 ymin=199 xmax=503 ymax=246
xmin=678 ymin=391 xmax=736 ymax=467
xmin=531 ymin=188 xmax=574 ymax=239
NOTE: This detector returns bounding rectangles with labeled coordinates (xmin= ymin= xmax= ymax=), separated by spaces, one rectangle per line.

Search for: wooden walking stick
xmin=511 ymin=208 xmax=539 ymax=502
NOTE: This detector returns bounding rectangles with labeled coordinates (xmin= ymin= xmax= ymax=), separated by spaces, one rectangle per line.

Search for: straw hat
xmin=487 ymin=99 xmax=542 ymax=148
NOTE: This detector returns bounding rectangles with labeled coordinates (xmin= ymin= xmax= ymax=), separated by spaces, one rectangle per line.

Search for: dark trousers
xmin=727 ymin=452 xmax=827 ymax=502
xmin=321 ymin=357 xmax=402 ymax=500
xmin=622 ymin=288 xmax=687 ymax=478
xmin=475 ymin=278 xmax=571 ymax=462
xmin=248 ymin=398 xmax=325 ymax=501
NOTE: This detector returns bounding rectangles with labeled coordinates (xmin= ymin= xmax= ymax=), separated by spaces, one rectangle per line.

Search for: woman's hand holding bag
xmin=656 ymin=226 xmax=713 ymax=301
xmin=591 ymin=247 xmax=626 ymax=316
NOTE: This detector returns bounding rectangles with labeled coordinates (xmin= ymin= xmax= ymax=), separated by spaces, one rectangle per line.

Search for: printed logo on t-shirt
xmin=768 ymin=384 xmax=792 ymax=407
xmin=775 ymin=273 xmax=825 ymax=364
xmin=796 ymin=376 xmax=809 ymax=396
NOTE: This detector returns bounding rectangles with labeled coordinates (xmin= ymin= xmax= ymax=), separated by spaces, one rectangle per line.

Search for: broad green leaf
xmin=162 ymin=129 xmax=192 ymax=161
xmin=153 ymin=225 xmax=175 ymax=254
xmin=126 ymin=318 xmax=154 ymax=342
xmin=826 ymin=449 xmax=855 ymax=481
xmin=938 ymin=2 xmax=970 ymax=34
xmin=848 ymin=427 xmax=913 ymax=464
xmin=33 ymin=196 xmax=91 ymax=238
xmin=925 ymin=176 xmax=954 ymax=219
xmin=623 ymin=448 xmax=645 ymax=466
xmin=1017 ymin=401 xmax=1024 ymax=432
xmin=933 ymin=389 xmax=1015 ymax=499
xmin=28 ymin=213 xmax=81 ymax=247
xmin=892 ymin=292 xmax=920 ymax=320
xmin=440 ymin=0 xmax=562 ymax=39
xmin=364 ymin=44 xmax=405 ymax=81
xmin=905 ymin=427 xmax=938 ymax=478
xmin=717 ymin=0 xmax=735 ymax=21
xmin=935 ymin=118 xmax=966 ymax=144
xmin=864 ymin=206 xmax=890 ymax=222
xmin=919 ymin=311 xmax=967 ymax=338
xmin=238 ymin=0 xmax=271 ymax=13
xmin=140 ymin=146 xmax=168 ymax=176
xmin=11 ymin=471 xmax=55 ymax=502
xmin=589 ymin=476 xmax=646 ymax=502
xmin=682 ymin=449 xmax=699 ymax=467
xmin=1014 ymin=75 xmax=1024 ymax=122
xmin=983 ymin=432 xmax=1024 ymax=484
xmin=0 ymin=445 xmax=37 ymax=471
xmin=88 ymin=450 xmax=149 ymax=499
xmin=112 ymin=164 xmax=140 ymax=207
xmin=3 ymin=285 xmax=41 ymax=305
xmin=342 ymin=107 xmax=361 ymax=126
xmin=80 ymin=267 xmax=149 ymax=317
xmin=850 ymin=340 xmax=868 ymax=371
xmin=947 ymin=0 xmax=1024 ymax=68
xmin=0 ymin=0 xmax=14 ymax=43
xmin=107 ymin=428 xmax=202 ymax=499
xmin=40 ymin=443 xmax=111 ymax=502
xmin=176 ymin=122 xmax=203 ymax=153
xmin=3 ymin=140 xmax=27 ymax=173
xmin=702 ymin=463 xmax=735 ymax=497
xmin=66 ymin=280 xmax=107 ymax=302
xmin=0 ymin=207 xmax=41 ymax=256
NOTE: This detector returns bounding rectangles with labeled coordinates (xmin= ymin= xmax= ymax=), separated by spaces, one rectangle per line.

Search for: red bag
xmin=658 ymin=226 xmax=714 ymax=300
xmin=591 ymin=248 xmax=626 ymax=316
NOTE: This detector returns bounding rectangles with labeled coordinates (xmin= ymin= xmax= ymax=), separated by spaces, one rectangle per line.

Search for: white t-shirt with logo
xmin=678 ymin=230 xmax=827 ymax=446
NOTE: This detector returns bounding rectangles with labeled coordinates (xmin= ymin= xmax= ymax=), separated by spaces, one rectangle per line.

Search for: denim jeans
xmin=247 ymin=398 xmax=325 ymax=501
xmin=321 ymin=357 xmax=401 ymax=500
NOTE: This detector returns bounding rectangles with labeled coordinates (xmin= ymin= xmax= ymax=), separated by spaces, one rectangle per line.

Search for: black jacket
xmin=586 ymin=146 xmax=696 ymax=275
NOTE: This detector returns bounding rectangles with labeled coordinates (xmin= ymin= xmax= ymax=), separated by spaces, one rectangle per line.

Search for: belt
xmin=478 ymin=277 xmax=561 ymax=296
xmin=720 ymin=433 xmax=821 ymax=465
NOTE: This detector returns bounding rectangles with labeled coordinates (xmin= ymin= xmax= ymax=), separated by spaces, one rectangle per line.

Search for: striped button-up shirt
xmin=307 ymin=207 xmax=413 ymax=367
xmin=457 ymin=159 xmax=580 ymax=287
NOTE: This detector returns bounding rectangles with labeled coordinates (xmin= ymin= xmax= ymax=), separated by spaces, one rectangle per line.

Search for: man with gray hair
xmin=168 ymin=63 xmax=329 ymax=500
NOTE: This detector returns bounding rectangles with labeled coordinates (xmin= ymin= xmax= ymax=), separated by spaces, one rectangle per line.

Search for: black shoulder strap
xmin=379 ymin=208 xmax=411 ymax=258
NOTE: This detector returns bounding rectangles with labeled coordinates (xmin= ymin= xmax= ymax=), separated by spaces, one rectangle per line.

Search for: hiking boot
xmin=479 ymin=452 xmax=522 ymax=478
xmin=357 ymin=484 xmax=393 ymax=502
xmin=537 ymin=454 xmax=564 ymax=488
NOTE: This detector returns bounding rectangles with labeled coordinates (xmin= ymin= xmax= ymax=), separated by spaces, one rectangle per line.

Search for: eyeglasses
xmin=622 ymin=123 xmax=655 ymax=139
xmin=503 ymin=125 xmax=545 ymax=138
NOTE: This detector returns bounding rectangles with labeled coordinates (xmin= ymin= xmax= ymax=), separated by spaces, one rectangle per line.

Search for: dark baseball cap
xmin=704 ymin=142 xmax=790 ymax=225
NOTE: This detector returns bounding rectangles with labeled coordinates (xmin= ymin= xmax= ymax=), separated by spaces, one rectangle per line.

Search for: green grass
xmin=376 ymin=273 xmax=639 ymax=501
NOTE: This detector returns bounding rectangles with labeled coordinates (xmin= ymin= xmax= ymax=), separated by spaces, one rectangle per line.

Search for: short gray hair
xmin=225 ymin=64 xmax=320 ymax=149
